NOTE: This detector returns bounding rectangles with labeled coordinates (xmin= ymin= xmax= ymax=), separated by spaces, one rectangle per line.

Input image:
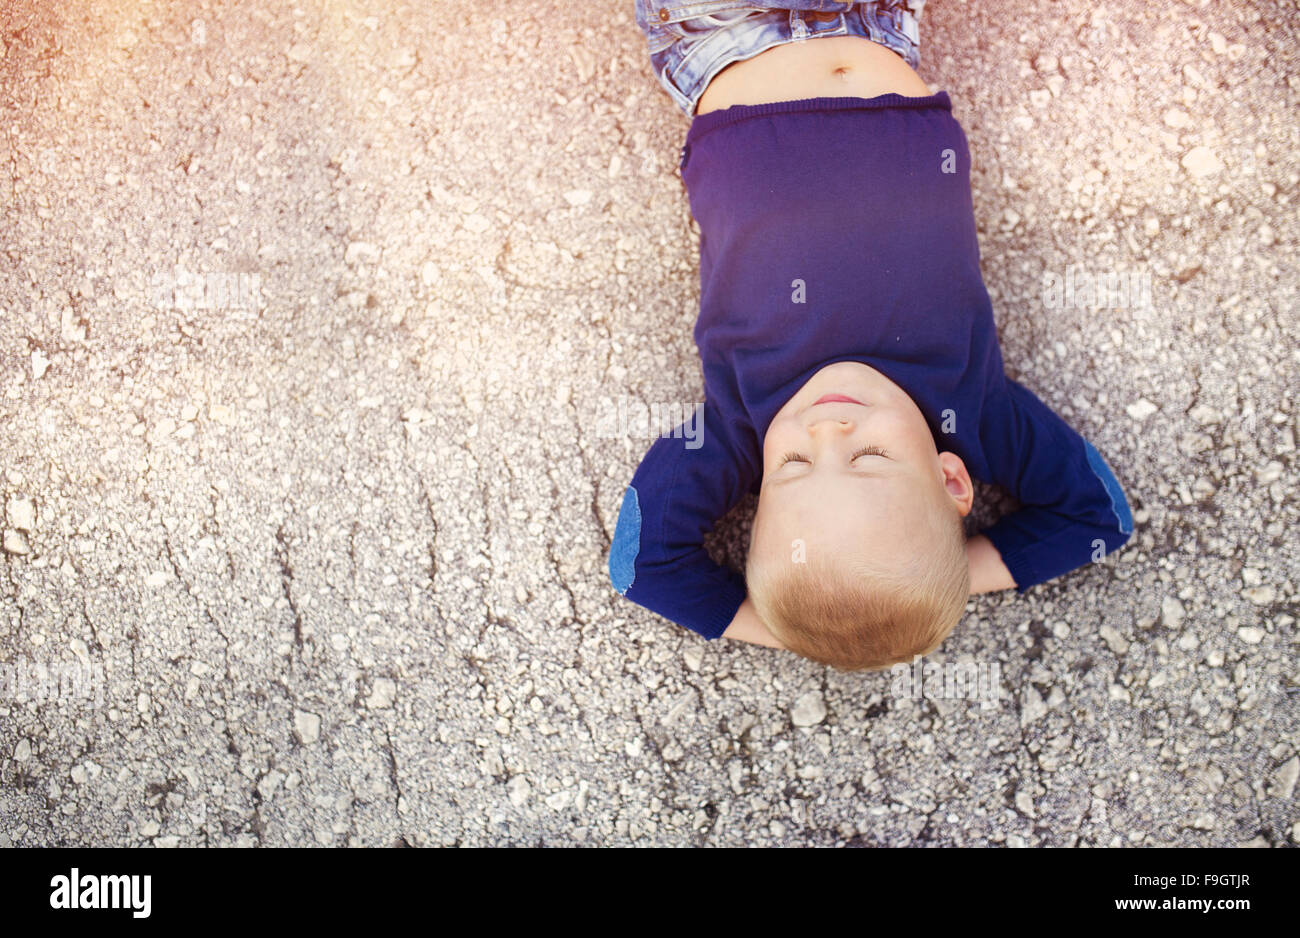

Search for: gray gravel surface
xmin=1 ymin=0 xmax=1296 ymax=846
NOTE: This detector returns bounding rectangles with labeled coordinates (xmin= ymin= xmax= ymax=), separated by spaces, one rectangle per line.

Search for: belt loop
xmin=789 ymin=9 xmax=808 ymax=39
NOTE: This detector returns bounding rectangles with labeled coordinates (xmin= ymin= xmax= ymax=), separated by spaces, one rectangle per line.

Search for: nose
xmin=805 ymin=413 xmax=855 ymax=432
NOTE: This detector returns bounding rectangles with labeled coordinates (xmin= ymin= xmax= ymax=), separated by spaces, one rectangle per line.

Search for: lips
xmin=813 ymin=394 xmax=864 ymax=406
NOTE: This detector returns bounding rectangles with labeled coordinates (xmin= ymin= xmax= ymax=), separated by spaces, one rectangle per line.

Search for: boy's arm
xmin=976 ymin=377 xmax=1134 ymax=591
xmin=720 ymin=596 xmax=788 ymax=649
xmin=965 ymin=533 xmax=1016 ymax=594
xmin=608 ymin=401 xmax=760 ymax=640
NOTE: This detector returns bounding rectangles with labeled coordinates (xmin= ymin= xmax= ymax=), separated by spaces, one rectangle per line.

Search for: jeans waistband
xmin=634 ymin=2 xmax=926 ymax=116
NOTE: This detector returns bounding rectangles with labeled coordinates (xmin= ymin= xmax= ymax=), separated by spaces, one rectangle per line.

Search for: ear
xmin=937 ymin=451 xmax=974 ymax=517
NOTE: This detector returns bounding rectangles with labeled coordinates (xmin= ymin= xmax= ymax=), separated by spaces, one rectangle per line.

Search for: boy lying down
xmin=609 ymin=2 xmax=1132 ymax=670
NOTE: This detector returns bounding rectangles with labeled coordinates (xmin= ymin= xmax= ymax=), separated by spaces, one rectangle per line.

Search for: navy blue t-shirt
xmin=609 ymin=93 xmax=1133 ymax=640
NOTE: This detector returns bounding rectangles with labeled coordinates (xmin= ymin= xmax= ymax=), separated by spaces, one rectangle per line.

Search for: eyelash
xmin=781 ymin=445 xmax=888 ymax=465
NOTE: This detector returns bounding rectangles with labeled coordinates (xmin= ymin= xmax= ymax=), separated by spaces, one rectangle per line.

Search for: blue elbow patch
xmin=1083 ymin=440 xmax=1133 ymax=535
xmin=608 ymin=486 xmax=641 ymax=595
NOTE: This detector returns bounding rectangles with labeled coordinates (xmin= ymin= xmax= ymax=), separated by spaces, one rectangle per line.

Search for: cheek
xmin=761 ymin=419 xmax=793 ymax=461
xmin=879 ymin=410 xmax=930 ymax=447
xmin=750 ymin=498 xmax=785 ymax=555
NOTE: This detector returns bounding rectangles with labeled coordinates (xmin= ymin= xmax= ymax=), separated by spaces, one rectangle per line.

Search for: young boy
xmin=609 ymin=2 xmax=1133 ymax=670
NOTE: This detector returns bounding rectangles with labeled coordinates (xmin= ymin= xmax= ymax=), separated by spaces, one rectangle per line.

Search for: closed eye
xmin=779 ymin=446 xmax=889 ymax=467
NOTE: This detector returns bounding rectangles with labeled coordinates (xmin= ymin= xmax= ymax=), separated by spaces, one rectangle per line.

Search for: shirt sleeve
xmin=978 ymin=377 xmax=1134 ymax=592
xmin=607 ymin=400 xmax=758 ymax=639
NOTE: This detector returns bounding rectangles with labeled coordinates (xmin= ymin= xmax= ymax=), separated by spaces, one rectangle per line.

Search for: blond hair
xmin=746 ymin=512 xmax=969 ymax=671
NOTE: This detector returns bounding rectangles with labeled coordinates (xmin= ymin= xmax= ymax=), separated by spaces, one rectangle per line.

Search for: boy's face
xmin=755 ymin=361 xmax=973 ymax=570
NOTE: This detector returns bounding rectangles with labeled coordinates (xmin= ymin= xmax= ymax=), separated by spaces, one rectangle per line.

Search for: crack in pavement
xmin=273 ymin=523 xmax=304 ymax=652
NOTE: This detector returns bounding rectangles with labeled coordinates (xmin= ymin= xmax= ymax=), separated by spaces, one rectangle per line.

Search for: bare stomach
xmin=695 ymin=34 xmax=932 ymax=115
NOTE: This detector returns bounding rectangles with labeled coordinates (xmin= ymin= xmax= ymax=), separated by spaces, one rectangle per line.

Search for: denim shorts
xmin=633 ymin=1 xmax=925 ymax=116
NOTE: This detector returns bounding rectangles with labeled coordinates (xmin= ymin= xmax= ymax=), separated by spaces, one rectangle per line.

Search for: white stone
xmin=1236 ymin=626 xmax=1265 ymax=645
xmin=30 ymin=349 xmax=50 ymax=379
xmin=1161 ymin=596 xmax=1185 ymax=629
xmin=344 ymin=241 xmax=379 ymax=265
xmin=7 ymin=496 xmax=35 ymax=531
xmin=1020 ymin=685 xmax=1047 ymax=726
xmin=295 ymin=710 xmax=322 ymax=744
xmin=3 ymin=529 xmax=30 ymax=555
xmin=366 ymin=678 xmax=397 ymax=709
xmin=1270 ymin=756 xmax=1299 ymax=800
xmin=1126 ymin=398 xmax=1158 ymax=420
xmin=257 ymin=770 xmax=284 ymax=800
xmin=563 ymin=189 xmax=592 ymax=207
xmin=507 ymin=775 xmax=530 ymax=806
xmin=790 ymin=691 xmax=826 ymax=727
xmin=1099 ymin=625 xmax=1129 ymax=655
xmin=1181 ymin=146 xmax=1223 ymax=178
xmin=1242 ymin=585 xmax=1275 ymax=606
xmin=1255 ymin=461 xmax=1283 ymax=484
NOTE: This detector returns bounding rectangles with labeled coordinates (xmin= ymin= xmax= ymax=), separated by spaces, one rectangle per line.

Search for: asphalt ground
xmin=0 ymin=0 xmax=1296 ymax=846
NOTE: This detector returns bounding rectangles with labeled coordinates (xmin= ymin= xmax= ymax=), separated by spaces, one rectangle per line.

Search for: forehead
xmin=754 ymin=476 xmax=940 ymax=554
